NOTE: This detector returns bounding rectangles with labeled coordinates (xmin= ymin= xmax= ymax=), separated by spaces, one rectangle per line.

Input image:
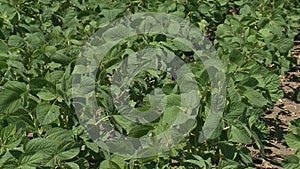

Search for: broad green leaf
xmin=1 ymin=162 xmax=18 ymax=169
xmin=84 ymin=140 xmax=99 ymax=153
xmin=65 ymin=162 xmax=80 ymax=169
xmin=265 ymin=74 xmax=281 ymax=92
xmin=138 ymin=15 xmax=160 ymax=33
xmin=101 ymin=8 xmax=124 ymax=21
xmin=218 ymin=0 xmax=229 ymax=6
xmin=218 ymin=159 xmax=244 ymax=168
xmin=198 ymin=3 xmax=211 ymax=15
xmin=0 ymin=81 xmax=27 ymax=113
xmin=167 ymin=20 xmax=180 ymax=35
xmin=20 ymin=152 xmax=49 ymax=168
xmin=103 ymin=24 xmax=131 ymax=42
xmin=219 ymin=142 xmax=238 ymax=159
xmin=128 ymin=124 xmax=154 ymax=138
xmin=74 ymin=158 xmax=89 ymax=169
xmin=0 ymin=124 xmax=22 ymax=150
xmin=285 ymin=133 xmax=300 ymax=149
xmin=243 ymin=88 xmax=269 ymax=107
xmin=112 ymin=115 xmax=154 ymax=137
xmin=3 ymin=81 xmax=27 ymax=94
xmin=0 ymin=90 xmax=22 ymax=113
xmin=29 ymin=78 xmax=56 ymax=92
xmin=216 ymin=24 xmax=233 ymax=38
xmin=110 ymin=156 xmax=128 ymax=169
xmin=37 ymin=91 xmax=57 ymax=101
xmin=56 ymin=147 xmax=80 ymax=161
xmin=0 ymin=151 xmax=17 ymax=168
xmin=272 ymin=37 xmax=294 ymax=53
xmin=289 ymin=118 xmax=300 ymax=135
xmin=24 ymin=138 xmax=56 ymax=153
xmin=240 ymin=76 xmax=259 ymax=87
xmin=172 ymin=39 xmax=192 ymax=52
xmin=0 ymin=4 xmax=17 ymax=20
xmin=100 ymin=160 xmax=121 ymax=169
xmin=45 ymin=127 xmax=74 ymax=143
xmin=225 ymin=102 xmax=246 ymax=121
xmin=259 ymin=28 xmax=274 ymax=44
xmin=156 ymin=106 xmax=180 ymax=134
xmin=229 ymin=49 xmax=243 ymax=65
xmin=0 ymin=40 xmax=9 ymax=53
xmin=238 ymin=146 xmax=253 ymax=165
xmin=8 ymin=35 xmax=26 ymax=48
xmin=228 ymin=124 xmax=252 ymax=144
xmin=283 ymin=155 xmax=300 ymax=169
xmin=25 ymin=32 xmax=45 ymax=50
xmin=184 ymin=154 xmax=206 ymax=168
xmin=36 ymin=102 xmax=60 ymax=125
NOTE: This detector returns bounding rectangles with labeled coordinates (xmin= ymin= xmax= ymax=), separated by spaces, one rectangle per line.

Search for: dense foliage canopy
xmin=0 ymin=0 xmax=299 ymax=168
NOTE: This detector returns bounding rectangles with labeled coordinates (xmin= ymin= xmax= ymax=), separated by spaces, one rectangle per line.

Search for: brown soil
xmin=249 ymin=39 xmax=300 ymax=168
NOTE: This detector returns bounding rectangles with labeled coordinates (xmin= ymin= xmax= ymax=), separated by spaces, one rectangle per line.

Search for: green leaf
xmin=65 ymin=162 xmax=80 ymax=169
xmin=0 ymin=40 xmax=9 ymax=53
xmin=239 ymin=5 xmax=252 ymax=16
xmin=100 ymin=160 xmax=121 ymax=169
xmin=228 ymin=123 xmax=252 ymax=144
xmin=3 ymin=81 xmax=27 ymax=94
xmin=138 ymin=15 xmax=159 ymax=33
xmin=25 ymin=32 xmax=45 ymax=50
xmin=37 ymin=91 xmax=57 ymax=101
xmin=0 ymin=81 xmax=27 ymax=113
xmin=238 ymin=146 xmax=253 ymax=165
xmin=156 ymin=106 xmax=180 ymax=134
xmin=167 ymin=20 xmax=180 ymax=35
xmin=0 ymin=151 xmax=17 ymax=168
xmin=1 ymin=162 xmax=18 ymax=169
xmin=289 ymin=118 xmax=300 ymax=135
xmin=216 ymin=24 xmax=233 ymax=38
xmin=8 ymin=35 xmax=26 ymax=48
xmin=112 ymin=115 xmax=154 ymax=137
xmin=101 ymin=8 xmax=125 ymax=21
xmin=265 ymin=74 xmax=281 ymax=92
xmin=128 ymin=124 xmax=154 ymax=138
xmin=220 ymin=142 xmax=238 ymax=159
xmin=285 ymin=133 xmax=300 ymax=149
xmin=22 ymin=138 xmax=56 ymax=167
xmin=103 ymin=24 xmax=131 ymax=42
xmin=74 ymin=158 xmax=89 ymax=169
xmin=24 ymin=138 xmax=56 ymax=153
xmin=84 ymin=140 xmax=99 ymax=153
xmin=0 ymin=124 xmax=22 ymax=150
xmin=218 ymin=0 xmax=229 ymax=6
xmin=243 ymin=88 xmax=269 ymax=107
xmin=172 ymin=39 xmax=192 ymax=52
xmin=225 ymin=102 xmax=246 ymax=122
xmin=0 ymin=90 xmax=22 ymax=113
xmin=29 ymin=78 xmax=56 ymax=92
xmin=20 ymin=152 xmax=49 ymax=168
xmin=218 ymin=159 xmax=244 ymax=168
xmin=272 ymin=37 xmax=294 ymax=53
xmin=184 ymin=154 xmax=206 ymax=168
xmin=240 ymin=77 xmax=259 ymax=88
xmin=36 ymin=102 xmax=60 ymax=125
xmin=45 ymin=127 xmax=74 ymax=144
xmin=56 ymin=147 xmax=80 ymax=161
xmin=283 ymin=155 xmax=300 ymax=169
